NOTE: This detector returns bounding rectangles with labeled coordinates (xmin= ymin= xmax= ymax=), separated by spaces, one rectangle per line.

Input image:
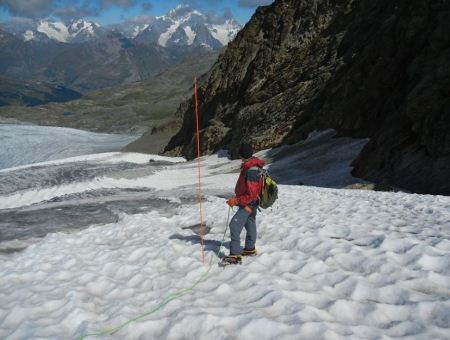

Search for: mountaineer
xmin=223 ymin=143 xmax=265 ymax=265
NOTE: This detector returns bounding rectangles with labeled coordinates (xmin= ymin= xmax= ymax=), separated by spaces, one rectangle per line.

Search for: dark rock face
xmin=164 ymin=0 xmax=450 ymax=195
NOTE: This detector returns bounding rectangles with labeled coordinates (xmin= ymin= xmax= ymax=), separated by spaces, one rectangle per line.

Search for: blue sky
xmin=0 ymin=0 xmax=274 ymax=25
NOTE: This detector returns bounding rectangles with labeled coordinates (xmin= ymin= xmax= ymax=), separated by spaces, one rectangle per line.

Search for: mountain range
xmin=0 ymin=5 xmax=242 ymax=91
xmin=1 ymin=5 xmax=241 ymax=49
xmin=21 ymin=19 xmax=105 ymax=43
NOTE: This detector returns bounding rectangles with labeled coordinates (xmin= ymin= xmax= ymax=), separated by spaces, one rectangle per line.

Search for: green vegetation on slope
xmin=0 ymin=76 xmax=81 ymax=107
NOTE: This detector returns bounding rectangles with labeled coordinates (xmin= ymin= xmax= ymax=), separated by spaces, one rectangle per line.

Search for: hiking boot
xmin=221 ymin=255 xmax=242 ymax=265
xmin=241 ymin=248 xmax=257 ymax=256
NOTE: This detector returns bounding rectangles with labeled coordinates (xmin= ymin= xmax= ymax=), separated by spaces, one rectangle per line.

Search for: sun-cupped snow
xmin=0 ymin=135 xmax=449 ymax=339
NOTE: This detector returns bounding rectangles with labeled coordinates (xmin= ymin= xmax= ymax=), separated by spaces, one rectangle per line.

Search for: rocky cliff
xmin=164 ymin=0 xmax=450 ymax=195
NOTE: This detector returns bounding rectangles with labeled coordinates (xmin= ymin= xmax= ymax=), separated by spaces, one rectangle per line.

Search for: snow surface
xmin=0 ymin=134 xmax=449 ymax=339
xmin=0 ymin=124 xmax=140 ymax=170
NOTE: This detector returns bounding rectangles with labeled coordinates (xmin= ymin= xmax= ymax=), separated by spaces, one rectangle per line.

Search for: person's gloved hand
xmin=226 ymin=197 xmax=239 ymax=207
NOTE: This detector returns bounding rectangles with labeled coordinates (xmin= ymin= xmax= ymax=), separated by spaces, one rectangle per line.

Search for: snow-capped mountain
xmin=135 ymin=5 xmax=242 ymax=49
xmin=21 ymin=19 xmax=104 ymax=43
xmin=67 ymin=19 xmax=104 ymax=42
xmin=0 ymin=5 xmax=242 ymax=89
xmin=2 ymin=5 xmax=241 ymax=47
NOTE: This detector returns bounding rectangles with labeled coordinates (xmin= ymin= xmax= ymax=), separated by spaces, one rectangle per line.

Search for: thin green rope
xmin=78 ymin=207 xmax=231 ymax=339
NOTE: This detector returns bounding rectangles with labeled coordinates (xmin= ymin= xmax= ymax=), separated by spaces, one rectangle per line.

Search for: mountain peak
xmin=167 ymin=4 xmax=199 ymax=19
xmin=68 ymin=19 xmax=101 ymax=40
xmin=136 ymin=5 xmax=242 ymax=49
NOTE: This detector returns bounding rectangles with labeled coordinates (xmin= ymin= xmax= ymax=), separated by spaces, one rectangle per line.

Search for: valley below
xmin=0 ymin=51 xmax=219 ymax=154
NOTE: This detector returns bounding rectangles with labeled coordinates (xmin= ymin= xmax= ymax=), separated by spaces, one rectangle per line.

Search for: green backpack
xmin=250 ymin=167 xmax=278 ymax=209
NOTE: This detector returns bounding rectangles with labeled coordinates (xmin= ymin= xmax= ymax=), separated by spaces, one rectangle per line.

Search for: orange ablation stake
xmin=194 ymin=77 xmax=205 ymax=264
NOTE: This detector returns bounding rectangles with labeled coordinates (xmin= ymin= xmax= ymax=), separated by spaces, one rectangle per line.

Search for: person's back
xmin=235 ymin=156 xmax=265 ymax=210
xmin=223 ymin=143 xmax=265 ymax=265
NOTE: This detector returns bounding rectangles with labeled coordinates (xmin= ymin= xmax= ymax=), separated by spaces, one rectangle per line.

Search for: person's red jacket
xmin=235 ymin=157 xmax=265 ymax=208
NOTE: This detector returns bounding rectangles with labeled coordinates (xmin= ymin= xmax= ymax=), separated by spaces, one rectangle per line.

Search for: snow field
xmin=1 ymin=180 xmax=450 ymax=339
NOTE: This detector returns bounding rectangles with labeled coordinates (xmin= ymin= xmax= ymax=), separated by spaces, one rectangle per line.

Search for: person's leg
xmin=244 ymin=209 xmax=257 ymax=250
xmin=229 ymin=208 xmax=251 ymax=255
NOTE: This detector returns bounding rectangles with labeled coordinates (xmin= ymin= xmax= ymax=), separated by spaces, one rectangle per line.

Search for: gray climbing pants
xmin=229 ymin=207 xmax=257 ymax=255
